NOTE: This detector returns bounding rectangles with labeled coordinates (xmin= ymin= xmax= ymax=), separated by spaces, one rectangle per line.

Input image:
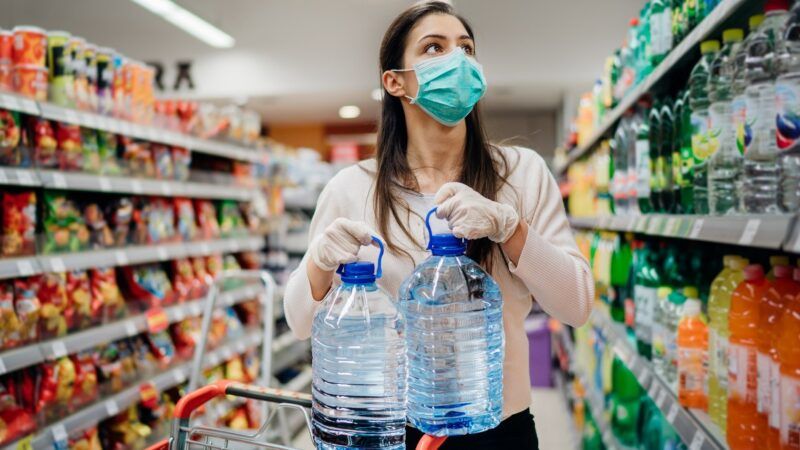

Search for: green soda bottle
xmin=650 ymin=0 xmax=674 ymax=66
xmin=649 ymin=100 xmax=663 ymax=212
xmin=659 ymin=99 xmax=675 ymax=213
xmin=672 ymin=94 xmax=685 ymax=213
xmin=610 ymin=233 xmax=633 ymax=324
xmin=610 ymin=356 xmax=642 ymax=447
xmin=634 ymin=240 xmax=659 ymax=359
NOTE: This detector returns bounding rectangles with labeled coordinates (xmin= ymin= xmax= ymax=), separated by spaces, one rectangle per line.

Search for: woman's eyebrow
xmin=417 ymin=33 xmax=473 ymax=43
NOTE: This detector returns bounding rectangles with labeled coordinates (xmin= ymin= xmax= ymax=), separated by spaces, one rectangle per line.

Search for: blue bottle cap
xmin=338 ymin=261 xmax=377 ymax=284
xmin=425 ymin=208 xmax=466 ymax=256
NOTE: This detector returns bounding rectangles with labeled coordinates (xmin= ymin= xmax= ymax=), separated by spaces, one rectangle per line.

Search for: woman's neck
xmin=405 ymin=108 xmax=466 ymax=193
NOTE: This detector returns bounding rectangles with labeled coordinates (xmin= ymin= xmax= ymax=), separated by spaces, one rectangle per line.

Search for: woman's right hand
xmin=309 ymin=218 xmax=374 ymax=272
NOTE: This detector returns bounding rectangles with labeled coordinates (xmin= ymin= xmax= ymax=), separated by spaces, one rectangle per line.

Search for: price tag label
xmin=648 ymin=382 xmax=660 ymax=400
xmin=647 ymin=216 xmax=663 ymax=234
xmin=156 ymin=246 xmax=169 ymax=261
xmin=666 ymin=402 xmax=679 ymax=424
xmin=105 ymin=399 xmax=119 ymax=416
xmin=51 ymin=341 xmax=68 ymax=359
xmin=739 ymin=219 xmax=761 ymax=245
xmin=145 ymin=307 xmax=169 ymax=333
xmin=16 ymin=170 xmax=34 ymax=185
xmin=51 ymin=173 xmax=67 ymax=189
xmin=82 ymin=112 xmax=98 ymax=129
xmin=131 ymin=179 xmax=144 ymax=194
xmin=655 ymin=389 xmax=668 ymax=408
xmin=688 ymin=432 xmax=705 ymax=450
xmin=172 ymin=369 xmax=186 ymax=384
xmin=98 ymin=177 xmax=112 ymax=192
xmin=160 ymin=182 xmax=173 ymax=196
xmin=50 ymin=258 xmax=65 ymax=273
xmin=1 ymin=94 xmax=20 ymax=111
xmin=635 ymin=217 xmax=648 ymax=232
xmin=51 ymin=424 xmax=68 ymax=444
xmin=115 ymin=250 xmax=129 ymax=266
xmin=664 ymin=217 xmax=679 ymax=236
xmin=64 ymin=109 xmax=80 ymax=124
xmin=16 ymin=260 xmax=34 ymax=276
xmin=689 ymin=219 xmax=704 ymax=239
xmin=125 ymin=321 xmax=139 ymax=337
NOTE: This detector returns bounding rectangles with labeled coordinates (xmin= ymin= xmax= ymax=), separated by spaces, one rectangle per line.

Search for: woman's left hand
xmin=435 ymin=182 xmax=520 ymax=243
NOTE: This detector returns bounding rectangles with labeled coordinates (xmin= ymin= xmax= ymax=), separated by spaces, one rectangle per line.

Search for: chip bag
xmin=1 ymin=191 xmax=36 ymax=257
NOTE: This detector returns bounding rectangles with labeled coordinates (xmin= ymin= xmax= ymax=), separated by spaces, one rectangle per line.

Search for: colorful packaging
xmin=219 ymin=200 xmax=245 ymax=236
xmin=0 ymin=62 xmax=10 ymax=92
xmin=152 ymin=144 xmax=173 ymax=179
xmin=122 ymin=138 xmax=154 ymax=177
xmin=0 ymin=383 xmax=36 ymax=446
xmin=11 ymin=64 xmax=47 ymax=101
xmin=55 ymin=122 xmax=83 ymax=171
xmin=29 ymin=117 xmax=57 ymax=168
xmin=107 ymin=197 xmax=133 ymax=246
xmin=66 ymin=270 xmax=94 ymax=330
xmin=38 ymin=272 xmax=69 ymax=339
xmin=205 ymin=254 xmax=223 ymax=281
xmin=171 ymin=146 xmax=190 ymax=181
xmin=194 ymin=200 xmax=220 ymax=239
xmin=43 ymin=192 xmax=90 ymax=253
xmin=146 ymin=330 xmax=176 ymax=366
xmin=191 ymin=257 xmax=211 ymax=295
xmin=0 ymin=109 xmax=22 ymax=166
xmin=96 ymin=129 xmax=120 ymax=175
xmin=133 ymin=198 xmax=176 ymax=244
xmin=69 ymin=37 xmax=88 ymax=110
xmin=174 ymin=198 xmax=197 ymax=242
xmin=71 ymin=351 xmax=98 ymax=408
xmin=89 ymin=267 xmax=124 ymax=322
xmin=171 ymin=258 xmax=200 ymax=301
xmin=81 ymin=127 xmax=100 ymax=173
xmin=95 ymin=47 xmax=113 ymax=116
xmin=111 ymin=53 xmax=126 ymax=119
xmin=0 ymin=282 xmax=21 ymax=350
xmin=37 ymin=357 xmax=77 ymax=419
xmin=2 ymin=191 xmax=36 ymax=257
xmin=83 ymin=202 xmax=114 ymax=248
xmin=46 ymin=31 xmax=73 ymax=107
xmin=170 ymin=317 xmax=200 ymax=359
xmin=123 ymin=265 xmax=175 ymax=309
xmin=68 ymin=426 xmax=101 ymax=450
xmin=13 ymin=277 xmax=40 ymax=344
xmin=83 ymin=44 xmax=97 ymax=112
xmin=0 ymin=31 xmax=12 ymax=65
xmin=12 ymin=26 xmax=46 ymax=67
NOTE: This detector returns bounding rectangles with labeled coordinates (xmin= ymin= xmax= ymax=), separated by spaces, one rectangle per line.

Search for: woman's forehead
xmin=408 ymin=14 xmax=470 ymax=42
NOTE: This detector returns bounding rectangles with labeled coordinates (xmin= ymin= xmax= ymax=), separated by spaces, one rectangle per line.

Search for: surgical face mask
xmin=393 ymin=47 xmax=487 ymax=126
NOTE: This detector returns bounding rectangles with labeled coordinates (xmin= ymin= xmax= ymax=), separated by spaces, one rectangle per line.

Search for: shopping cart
xmin=146 ymin=270 xmax=447 ymax=450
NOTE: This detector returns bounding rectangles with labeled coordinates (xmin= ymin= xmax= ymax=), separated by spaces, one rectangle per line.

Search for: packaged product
xmin=29 ymin=117 xmax=57 ymax=168
xmin=225 ymin=355 xmax=246 ymax=382
xmin=80 ymin=127 xmax=100 ymax=173
xmin=2 ymin=191 xmax=36 ymax=257
xmin=95 ymin=341 xmax=132 ymax=394
xmin=241 ymin=202 xmax=262 ymax=233
xmin=12 ymin=64 xmax=47 ymax=101
xmin=111 ymin=53 xmax=126 ymax=119
xmin=0 ymin=109 xmax=22 ymax=166
xmin=205 ymin=254 xmax=224 ymax=281
xmin=106 ymin=197 xmax=133 ymax=246
xmin=146 ymin=330 xmax=176 ymax=366
xmin=171 ymin=146 xmax=190 ymax=181
xmin=242 ymin=349 xmax=260 ymax=382
xmin=152 ymin=144 xmax=173 ymax=179
xmin=70 ymin=351 xmax=98 ymax=408
xmin=170 ymin=317 xmax=200 ymax=359
xmin=37 ymin=272 xmax=69 ymax=339
xmin=83 ymin=202 xmax=114 ymax=248
xmin=68 ymin=426 xmax=101 ymax=450
xmin=0 ymin=282 xmax=21 ymax=350
xmin=12 ymin=26 xmax=46 ymax=67
xmin=46 ymin=31 xmax=73 ymax=107
xmin=13 ymin=277 xmax=40 ymax=344
xmin=129 ymin=335 xmax=158 ymax=376
xmin=96 ymin=130 xmax=120 ymax=175
xmin=89 ymin=267 xmax=124 ymax=322
xmin=66 ymin=270 xmax=94 ymax=330
xmin=0 ymin=31 xmax=11 ymax=90
xmin=55 ymin=122 xmax=83 ymax=171
xmin=0 ymin=62 xmax=10 ymax=92
xmin=236 ymin=300 xmax=261 ymax=328
xmin=37 ymin=357 xmax=76 ymax=418
xmin=170 ymin=258 xmax=197 ymax=302
xmin=82 ymin=44 xmax=97 ymax=112
xmin=0 ymin=382 xmax=36 ymax=446
xmin=95 ymin=47 xmax=113 ymax=115
xmin=219 ymin=200 xmax=245 ymax=236
xmin=194 ymin=200 xmax=220 ymax=239
xmin=43 ymin=192 xmax=90 ymax=253
xmin=103 ymin=405 xmax=152 ymax=449
xmin=69 ymin=37 xmax=88 ymax=110
xmin=174 ymin=198 xmax=197 ymax=242
xmin=123 ymin=264 xmax=175 ymax=310
xmin=121 ymin=138 xmax=154 ymax=177
xmin=132 ymin=198 xmax=176 ymax=244
xmin=191 ymin=256 xmax=212 ymax=295
xmin=223 ymin=307 xmax=245 ymax=339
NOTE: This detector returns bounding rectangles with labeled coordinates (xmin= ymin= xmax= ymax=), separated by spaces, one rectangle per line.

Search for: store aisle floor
xmin=291 ymin=388 xmax=578 ymax=449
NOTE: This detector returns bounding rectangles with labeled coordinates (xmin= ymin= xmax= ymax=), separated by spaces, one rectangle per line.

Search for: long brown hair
xmin=374 ymin=1 xmax=507 ymax=268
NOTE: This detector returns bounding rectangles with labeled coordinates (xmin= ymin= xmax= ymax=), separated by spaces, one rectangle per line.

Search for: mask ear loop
xmin=390 ymin=68 xmax=419 ymax=104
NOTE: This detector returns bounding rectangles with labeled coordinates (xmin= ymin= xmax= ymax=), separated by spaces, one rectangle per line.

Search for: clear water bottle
xmin=399 ymin=209 xmax=504 ymax=436
xmin=775 ymin=1 xmax=800 ymax=212
xmin=312 ymin=237 xmax=407 ymax=450
xmin=733 ymin=16 xmax=765 ymax=157
xmin=742 ymin=1 xmax=789 ymax=213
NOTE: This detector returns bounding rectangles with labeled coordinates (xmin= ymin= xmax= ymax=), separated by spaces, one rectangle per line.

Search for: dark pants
xmin=405 ymin=410 xmax=539 ymax=450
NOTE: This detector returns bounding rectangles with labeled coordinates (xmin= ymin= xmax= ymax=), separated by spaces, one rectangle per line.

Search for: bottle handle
xmin=335 ymin=235 xmax=385 ymax=279
xmin=424 ymin=207 xmax=437 ymax=250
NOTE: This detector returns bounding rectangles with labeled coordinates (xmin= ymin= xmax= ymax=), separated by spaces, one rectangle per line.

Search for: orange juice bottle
xmin=760 ymin=264 xmax=800 ymax=450
xmin=678 ymin=296 xmax=709 ymax=410
xmin=728 ymin=264 xmax=769 ymax=450
xmin=778 ymin=267 xmax=800 ymax=450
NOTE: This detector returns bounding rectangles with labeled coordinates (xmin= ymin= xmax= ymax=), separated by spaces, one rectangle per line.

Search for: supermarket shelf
xmin=0 ymin=167 xmax=39 ymax=186
xmin=569 ymin=214 xmax=797 ymax=251
xmin=37 ymin=101 xmax=266 ymax=163
xmin=283 ymin=186 xmax=319 ymax=211
xmin=273 ymin=339 xmax=310 ymax=374
xmin=554 ymin=0 xmax=749 ymax=176
xmin=26 ymin=329 xmax=264 ymax=450
xmin=573 ymin=366 xmax=619 ymax=450
xmin=284 ymin=230 xmax=308 ymax=255
xmin=0 ymin=283 xmax=265 ymax=375
xmin=592 ymin=310 xmax=727 ymax=450
xmin=0 ymin=235 xmax=265 ymax=281
xmin=786 ymin=219 xmax=800 ymax=254
xmin=0 ymin=92 xmax=39 ymax=115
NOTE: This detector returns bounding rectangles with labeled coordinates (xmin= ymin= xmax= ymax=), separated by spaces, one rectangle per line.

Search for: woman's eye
xmin=460 ymin=44 xmax=474 ymax=55
xmin=424 ymin=43 xmax=442 ymax=55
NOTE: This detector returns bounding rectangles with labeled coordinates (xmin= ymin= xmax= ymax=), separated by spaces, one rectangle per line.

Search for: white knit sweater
xmin=283 ymin=145 xmax=594 ymax=418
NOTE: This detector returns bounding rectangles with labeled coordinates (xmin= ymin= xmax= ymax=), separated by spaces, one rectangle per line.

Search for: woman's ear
xmin=382 ymin=70 xmax=406 ymax=98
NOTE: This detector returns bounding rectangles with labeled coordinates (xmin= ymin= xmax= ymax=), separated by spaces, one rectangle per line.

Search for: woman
xmin=284 ymin=2 xmax=593 ymax=448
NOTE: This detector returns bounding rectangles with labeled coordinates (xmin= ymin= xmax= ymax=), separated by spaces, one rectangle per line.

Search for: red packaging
xmin=0 ymin=382 xmax=36 ymax=445
xmin=37 ymin=357 xmax=76 ymax=418
xmin=206 ymin=254 xmax=223 ymax=281
xmin=89 ymin=267 xmax=124 ymax=322
xmin=71 ymin=352 xmax=98 ymax=408
xmin=0 ymin=63 xmax=10 ymax=92
xmin=190 ymin=257 xmax=211 ymax=297
xmin=29 ymin=117 xmax=57 ymax=168
xmin=11 ymin=64 xmax=47 ymax=101
xmin=2 ymin=191 xmax=36 ymax=257
xmin=121 ymin=137 xmax=154 ymax=177
xmin=55 ymin=122 xmax=83 ymax=171
xmin=0 ymin=31 xmax=12 ymax=65
xmin=13 ymin=277 xmax=40 ymax=344
xmin=12 ymin=26 xmax=46 ymax=67
xmin=171 ymin=258 xmax=199 ymax=302
xmin=0 ymin=282 xmax=21 ymax=350
xmin=66 ymin=270 xmax=94 ymax=330
xmin=38 ymin=272 xmax=69 ymax=339
xmin=194 ymin=200 xmax=220 ymax=239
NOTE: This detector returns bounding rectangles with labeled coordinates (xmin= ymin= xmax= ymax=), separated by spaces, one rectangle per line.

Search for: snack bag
xmin=107 ymin=405 xmax=151 ymax=448
xmin=170 ymin=317 xmax=200 ymax=359
xmin=191 ymin=257 xmax=211 ymax=297
xmin=146 ymin=330 xmax=175 ymax=366
xmin=2 ymin=191 xmax=36 ymax=257
xmin=225 ymin=355 xmax=246 ymax=382
xmin=218 ymin=200 xmax=245 ymax=236
xmin=96 ymin=130 xmax=120 ymax=176
xmin=0 ymin=382 xmax=36 ymax=445
xmin=80 ymin=127 xmax=100 ymax=173
xmin=106 ymin=197 xmax=132 ymax=246
xmin=55 ymin=122 xmax=83 ymax=171
xmin=170 ymin=258 xmax=196 ymax=302
xmin=66 ymin=270 xmax=93 ymax=330
xmin=68 ymin=426 xmax=101 ymax=450
xmin=83 ymin=203 xmax=113 ymax=248
xmin=89 ymin=267 xmax=124 ymax=322
xmin=121 ymin=138 xmax=154 ymax=178
xmin=242 ymin=349 xmax=260 ymax=383
xmin=0 ymin=109 xmax=22 ymax=166
xmin=71 ymin=351 xmax=98 ymax=408
xmin=152 ymin=144 xmax=173 ymax=179
xmin=194 ymin=200 xmax=219 ymax=239
xmin=123 ymin=265 xmax=175 ymax=309
xmin=29 ymin=117 xmax=57 ymax=168
xmin=13 ymin=277 xmax=40 ymax=344
xmin=95 ymin=342 xmax=125 ymax=394
xmin=37 ymin=357 xmax=76 ymax=418
xmin=0 ymin=282 xmax=20 ymax=350
xmin=43 ymin=193 xmax=90 ymax=253
xmin=171 ymin=146 xmax=190 ymax=181
xmin=174 ymin=198 xmax=197 ymax=242
xmin=38 ymin=272 xmax=69 ymax=339
xmin=152 ymin=199 xmax=176 ymax=243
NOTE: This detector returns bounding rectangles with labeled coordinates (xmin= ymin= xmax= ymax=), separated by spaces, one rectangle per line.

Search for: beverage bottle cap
xmin=723 ymin=255 xmax=739 ymax=268
xmin=774 ymin=265 xmax=792 ymax=279
xmin=731 ymin=258 xmax=750 ymax=270
xmin=765 ymin=0 xmax=789 ymax=12
xmin=683 ymin=286 xmax=699 ymax=299
xmin=658 ymin=287 xmax=672 ymax=299
xmin=744 ymin=264 xmax=765 ymax=281
xmin=669 ymin=290 xmax=687 ymax=305
xmin=700 ymin=40 xmax=720 ymax=54
xmin=770 ymin=255 xmax=790 ymax=268
xmin=749 ymin=14 xmax=765 ymax=31
xmin=683 ymin=298 xmax=702 ymax=316
xmin=723 ymin=29 xmax=744 ymax=43
xmin=338 ymin=262 xmax=377 ymax=284
xmin=630 ymin=17 xmax=640 ymax=27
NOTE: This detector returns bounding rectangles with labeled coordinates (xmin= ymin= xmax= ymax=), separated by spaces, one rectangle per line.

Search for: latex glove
xmin=435 ymin=182 xmax=519 ymax=243
xmin=309 ymin=218 xmax=375 ymax=272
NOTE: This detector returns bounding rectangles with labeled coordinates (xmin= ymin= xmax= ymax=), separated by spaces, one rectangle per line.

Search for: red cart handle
xmin=417 ymin=435 xmax=448 ymax=450
xmin=173 ymin=379 xmax=233 ymax=419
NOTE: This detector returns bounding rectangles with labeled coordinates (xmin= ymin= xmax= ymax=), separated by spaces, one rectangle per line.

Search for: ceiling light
xmin=130 ymin=0 xmax=235 ymax=48
xmin=338 ymin=105 xmax=361 ymax=119
xmin=371 ymin=88 xmax=384 ymax=101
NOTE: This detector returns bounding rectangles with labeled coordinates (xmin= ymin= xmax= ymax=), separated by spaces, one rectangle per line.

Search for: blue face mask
xmin=393 ymin=47 xmax=487 ymax=127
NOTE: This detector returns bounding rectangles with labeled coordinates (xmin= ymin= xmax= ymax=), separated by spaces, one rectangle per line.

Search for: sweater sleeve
xmin=506 ymin=149 xmax=593 ymax=327
xmin=282 ymin=180 xmax=344 ymax=340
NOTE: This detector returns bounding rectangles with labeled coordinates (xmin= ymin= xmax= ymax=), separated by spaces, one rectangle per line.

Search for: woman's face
xmin=387 ymin=13 xmax=475 ymax=100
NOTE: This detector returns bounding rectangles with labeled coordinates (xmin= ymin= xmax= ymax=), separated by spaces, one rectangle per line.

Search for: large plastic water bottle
xmin=742 ymin=0 xmax=789 ymax=213
xmin=312 ymin=237 xmax=407 ymax=450
xmin=399 ymin=208 xmax=504 ymax=436
xmin=775 ymin=1 xmax=800 ymax=212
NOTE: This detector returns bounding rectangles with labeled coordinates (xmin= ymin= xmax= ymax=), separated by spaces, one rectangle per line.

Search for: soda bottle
xmin=776 ymin=1 xmax=800 ymax=212
xmin=660 ymin=99 xmax=676 ymax=212
xmin=689 ymin=40 xmax=720 ymax=214
xmin=649 ymin=100 xmax=663 ymax=212
xmin=636 ymin=102 xmax=654 ymax=213
xmin=673 ymin=0 xmax=686 ymax=47
xmin=672 ymin=94 xmax=685 ymax=213
xmin=708 ymin=255 xmax=747 ymax=430
xmin=628 ymin=106 xmax=643 ymax=215
xmin=638 ymin=3 xmax=654 ymax=82
xmin=733 ymin=15 xmax=767 ymax=156
xmin=777 ymin=267 xmax=800 ymax=450
xmin=610 ymin=356 xmax=641 ymax=446
xmin=743 ymin=0 xmax=790 ymax=214
xmin=610 ymin=233 xmax=632 ymax=323
xmin=635 ymin=240 xmax=660 ymax=359
xmin=678 ymin=295 xmax=709 ymax=410
xmin=728 ymin=264 xmax=770 ymax=450
xmin=759 ymin=264 xmax=800 ymax=450
xmin=679 ymin=89 xmax=696 ymax=213
xmin=650 ymin=0 xmax=674 ymax=66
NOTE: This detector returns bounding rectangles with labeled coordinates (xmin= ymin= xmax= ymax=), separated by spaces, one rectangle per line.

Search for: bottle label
xmin=780 ymin=373 xmax=800 ymax=448
xmin=636 ymin=140 xmax=651 ymax=197
xmin=757 ymin=351 xmax=771 ymax=414
xmin=769 ymin=359 xmax=780 ymax=429
xmin=691 ymin=111 xmax=714 ymax=162
xmin=678 ymin=346 xmax=706 ymax=394
xmin=653 ymin=321 xmax=666 ymax=360
xmin=709 ymin=328 xmax=719 ymax=381
xmin=709 ymin=103 xmax=730 ymax=157
xmin=746 ymin=94 xmax=761 ymax=155
xmin=717 ymin=335 xmax=729 ymax=389
xmin=732 ymin=95 xmax=748 ymax=154
xmin=655 ymin=156 xmax=666 ymax=190
xmin=627 ymin=167 xmax=637 ymax=199
xmin=775 ymin=80 xmax=800 ymax=151
xmin=650 ymin=13 xmax=662 ymax=56
xmin=672 ymin=150 xmax=682 ymax=187
xmin=634 ymin=285 xmax=654 ymax=342
xmin=729 ymin=342 xmax=757 ymax=404
xmin=659 ymin=10 xmax=673 ymax=56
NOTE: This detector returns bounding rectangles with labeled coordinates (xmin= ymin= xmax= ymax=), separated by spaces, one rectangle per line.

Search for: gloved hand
xmin=435 ymin=182 xmax=520 ymax=243
xmin=308 ymin=218 xmax=375 ymax=272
